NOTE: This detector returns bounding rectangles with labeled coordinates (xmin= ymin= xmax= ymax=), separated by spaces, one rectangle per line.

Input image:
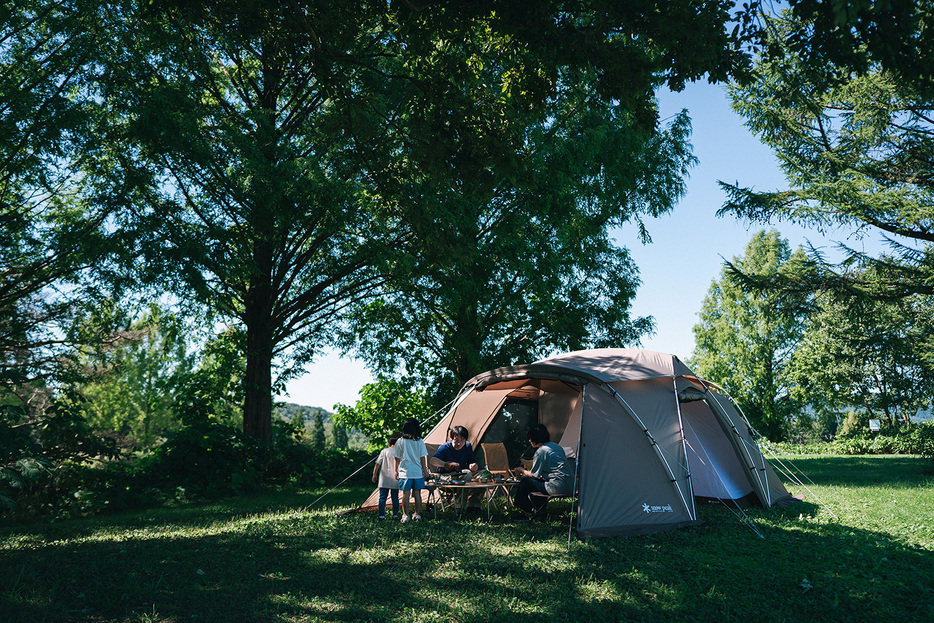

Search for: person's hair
xmin=401 ymin=418 xmax=422 ymax=440
xmin=527 ymin=424 xmax=550 ymax=445
xmin=388 ymin=434 xmax=400 ymax=446
xmin=450 ymin=425 xmax=468 ymax=440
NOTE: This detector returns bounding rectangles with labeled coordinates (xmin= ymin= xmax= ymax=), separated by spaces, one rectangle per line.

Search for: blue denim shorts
xmin=398 ymin=478 xmax=425 ymax=491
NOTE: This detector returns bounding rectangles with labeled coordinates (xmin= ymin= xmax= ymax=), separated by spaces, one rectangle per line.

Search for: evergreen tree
xmin=722 ymin=9 xmax=934 ymax=301
xmin=311 ymin=412 xmax=326 ymax=449
xmin=332 ymin=424 xmax=348 ymax=450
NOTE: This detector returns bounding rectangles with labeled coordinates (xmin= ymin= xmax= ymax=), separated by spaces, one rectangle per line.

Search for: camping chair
xmin=529 ymin=491 xmax=572 ymax=518
xmin=423 ymin=443 xmax=446 ymax=518
xmin=528 ymin=456 xmax=578 ymax=519
xmin=481 ymin=443 xmax=510 ymax=478
xmin=480 ymin=443 xmax=513 ymax=512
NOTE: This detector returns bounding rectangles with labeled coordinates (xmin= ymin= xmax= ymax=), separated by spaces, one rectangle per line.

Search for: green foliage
xmin=790 ymin=289 xmax=934 ymax=429
xmin=723 ymin=10 xmax=934 ymax=302
xmin=720 ymin=11 xmax=934 ymax=436
xmin=333 ymin=377 xmax=435 ymax=450
xmin=80 ymin=1 xmax=762 ymax=444
xmin=778 ymin=0 xmax=934 ymax=98
xmin=1 ymin=1 xmax=118 ymax=394
xmin=767 ymin=420 xmax=934 ymax=461
xmin=691 ymin=231 xmax=808 ymax=440
xmin=0 ymin=394 xmax=120 ymax=518
xmin=331 ymin=423 xmax=348 ymax=449
xmin=134 ymin=424 xmax=266 ymax=499
xmin=68 ymin=302 xmax=197 ymax=445
xmin=340 ymin=103 xmax=690 ymax=400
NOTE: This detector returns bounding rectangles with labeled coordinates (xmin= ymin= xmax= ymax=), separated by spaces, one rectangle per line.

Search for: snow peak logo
xmin=642 ymin=502 xmax=674 ymax=514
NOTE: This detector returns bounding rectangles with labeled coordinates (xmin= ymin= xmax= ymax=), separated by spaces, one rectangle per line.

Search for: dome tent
xmin=356 ymin=348 xmax=797 ymax=536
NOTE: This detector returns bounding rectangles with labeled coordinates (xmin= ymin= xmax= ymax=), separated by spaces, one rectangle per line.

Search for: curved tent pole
xmin=680 ymin=419 xmax=765 ymax=538
xmin=566 ymin=383 xmax=586 ymax=550
xmin=701 ymin=383 xmax=838 ymax=521
xmin=672 ymin=377 xmax=698 ymax=521
xmin=701 ymin=382 xmax=773 ymax=504
xmin=604 ymin=384 xmax=694 ymax=520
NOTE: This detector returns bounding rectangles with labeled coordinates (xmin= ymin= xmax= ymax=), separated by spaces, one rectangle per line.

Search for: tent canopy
xmin=358 ymin=348 xmax=796 ymax=537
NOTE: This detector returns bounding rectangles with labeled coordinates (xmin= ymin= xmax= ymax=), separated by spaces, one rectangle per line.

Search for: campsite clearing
xmin=1 ymin=454 xmax=931 ymax=622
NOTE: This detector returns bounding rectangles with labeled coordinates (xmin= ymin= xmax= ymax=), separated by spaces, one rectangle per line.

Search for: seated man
xmin=430 ymin=426 xmax=482 ymax=514
xmin=512 ymin=424 xmax=574 ymax=520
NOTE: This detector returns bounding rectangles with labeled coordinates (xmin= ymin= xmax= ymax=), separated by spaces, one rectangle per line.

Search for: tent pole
xmin=605 ymin=384 xmax=694 ymax=518
xmin=567 ymin=384 xmax=586 ymax=551
xmin=672 ymin=377 xmax=697 ymax=521
xmin=704 ymin=387 xmax=772 ymax=503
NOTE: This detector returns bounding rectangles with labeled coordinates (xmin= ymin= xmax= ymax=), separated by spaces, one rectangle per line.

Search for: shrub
xmin=134 ymin=423 xmax=268 ymax=499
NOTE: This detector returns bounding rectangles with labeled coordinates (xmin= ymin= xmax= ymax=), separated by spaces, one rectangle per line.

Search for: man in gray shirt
xmin=512 ymin=424 xmax=573 ymax=518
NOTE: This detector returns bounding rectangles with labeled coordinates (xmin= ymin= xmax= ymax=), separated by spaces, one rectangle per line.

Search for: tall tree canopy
xmin=690 ymin=231 xmax=808 ymax=441
xmin=82 ymin=1 xmax=760 ymax=441
xmin=1 ymin=0 xmax=114 ymax=396
xmin=341 ymin=99 xmax=692 ymax=399
xmin=721 ymin=8 xmax=934 ymax=300
xmin=773 ymin=0 xmax=934 ymax=98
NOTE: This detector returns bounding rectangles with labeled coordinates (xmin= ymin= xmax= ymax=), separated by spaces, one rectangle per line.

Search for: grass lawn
xmin=1 ymin=455 xmax=931 ymax=622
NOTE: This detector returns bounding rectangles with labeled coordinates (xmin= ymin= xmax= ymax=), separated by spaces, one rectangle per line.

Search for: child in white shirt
xmin=372 ymin=434 xmax=400 ymax=519
xmin=392 ymin=418 xmax=428 ymax=523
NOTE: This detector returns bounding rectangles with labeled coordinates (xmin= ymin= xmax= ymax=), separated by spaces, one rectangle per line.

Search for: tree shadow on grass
xmin=2 ymin=481 xmax=932 ymax=623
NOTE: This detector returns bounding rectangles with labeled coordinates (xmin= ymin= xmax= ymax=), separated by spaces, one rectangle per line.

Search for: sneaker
xmin=400 ymin=515 xmax=410 ymax=523
xmin=412 ymin=514 xmax=421 ymax=522
xmin=377 ymin=515 xmax=386 ymax=521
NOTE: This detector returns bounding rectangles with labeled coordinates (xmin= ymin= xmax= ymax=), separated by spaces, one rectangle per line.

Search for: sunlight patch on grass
xmin=577 ymin=577 xmax=621 ymax=602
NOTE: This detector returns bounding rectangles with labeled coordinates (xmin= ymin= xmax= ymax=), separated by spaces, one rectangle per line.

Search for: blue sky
xmin=281 ymin=81 xmax=871 ymax=410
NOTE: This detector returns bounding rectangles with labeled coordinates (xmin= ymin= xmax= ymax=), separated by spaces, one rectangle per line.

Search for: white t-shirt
xmin=376 ymin=447 xmax=399 ymax=489
xmin=392 ymin=437 xmax=428 ymax=479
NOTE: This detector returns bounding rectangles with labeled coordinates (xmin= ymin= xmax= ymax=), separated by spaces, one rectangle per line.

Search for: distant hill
xmin=274 ymin=402 xmax=331 ymax=425
xmin=273 ymin=402 xmax=368 ymax=449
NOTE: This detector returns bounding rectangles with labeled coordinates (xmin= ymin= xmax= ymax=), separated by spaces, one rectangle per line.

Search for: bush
xmin=265 ymin=429 xmax=373 ymax=489
xmin=1 ymin=414 xmax=379 ymax=521
xmin=1 ymin=396 xmax=122 ymax=519
xmin=134 ymin=423 xmax=268 ymax=499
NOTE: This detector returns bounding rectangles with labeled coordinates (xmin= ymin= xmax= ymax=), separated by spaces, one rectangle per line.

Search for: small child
xmin=372 ymin=434 xmax=400 ymax=520
xmin=393 ymin=418 xmax=429 ymax=523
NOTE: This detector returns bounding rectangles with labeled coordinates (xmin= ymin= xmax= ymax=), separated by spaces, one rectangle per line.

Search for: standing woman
xmin=393 ymin=418 xmax=429 ymax=523
xmin=512 ymin=424 xmax=573 ymax=519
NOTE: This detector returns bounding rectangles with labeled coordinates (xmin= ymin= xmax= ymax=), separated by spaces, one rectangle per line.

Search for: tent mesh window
xmin=480 ymin=398 xmax=537 ymax=468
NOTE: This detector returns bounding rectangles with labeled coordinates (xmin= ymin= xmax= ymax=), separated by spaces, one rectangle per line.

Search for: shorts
xmin=398 ymin=478 xmax=425 ymax=491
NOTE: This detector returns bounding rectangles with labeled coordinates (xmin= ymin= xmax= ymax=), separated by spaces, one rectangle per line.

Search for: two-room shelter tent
xmin=358 ymin=349 xmax=796 ymax=537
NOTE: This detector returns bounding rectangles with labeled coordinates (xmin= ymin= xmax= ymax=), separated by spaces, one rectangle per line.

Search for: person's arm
xmin=372 ymin=458 xmax=381 ymax=484
xmin=420 ymin=455 xmax=430 ymax=479
xmin=428 ymin=456 xmax=449 ymax=469
xmin=393 ymin=456 xmax=400 ymax=480
xmin=429 ymin=444 xmax=458 ymax=471
xmin=515 ymin=449 xmax=545 ymax=479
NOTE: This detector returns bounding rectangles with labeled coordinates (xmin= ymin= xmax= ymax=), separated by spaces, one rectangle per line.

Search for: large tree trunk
xmin=243 ymin=323 xmax=274 ymax=442
xmin=242 ymin=239 xmax=275 ymax=443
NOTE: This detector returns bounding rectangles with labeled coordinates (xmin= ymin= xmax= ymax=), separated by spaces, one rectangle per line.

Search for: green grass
xmin=1 ymin=455 xmax=932 ymax=622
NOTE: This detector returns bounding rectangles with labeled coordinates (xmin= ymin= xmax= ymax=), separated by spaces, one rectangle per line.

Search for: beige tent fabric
xmin=425 ymin=386 xmax=514 ymax=447
xmin=535 ymin=348 xmax=696 ymax=382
